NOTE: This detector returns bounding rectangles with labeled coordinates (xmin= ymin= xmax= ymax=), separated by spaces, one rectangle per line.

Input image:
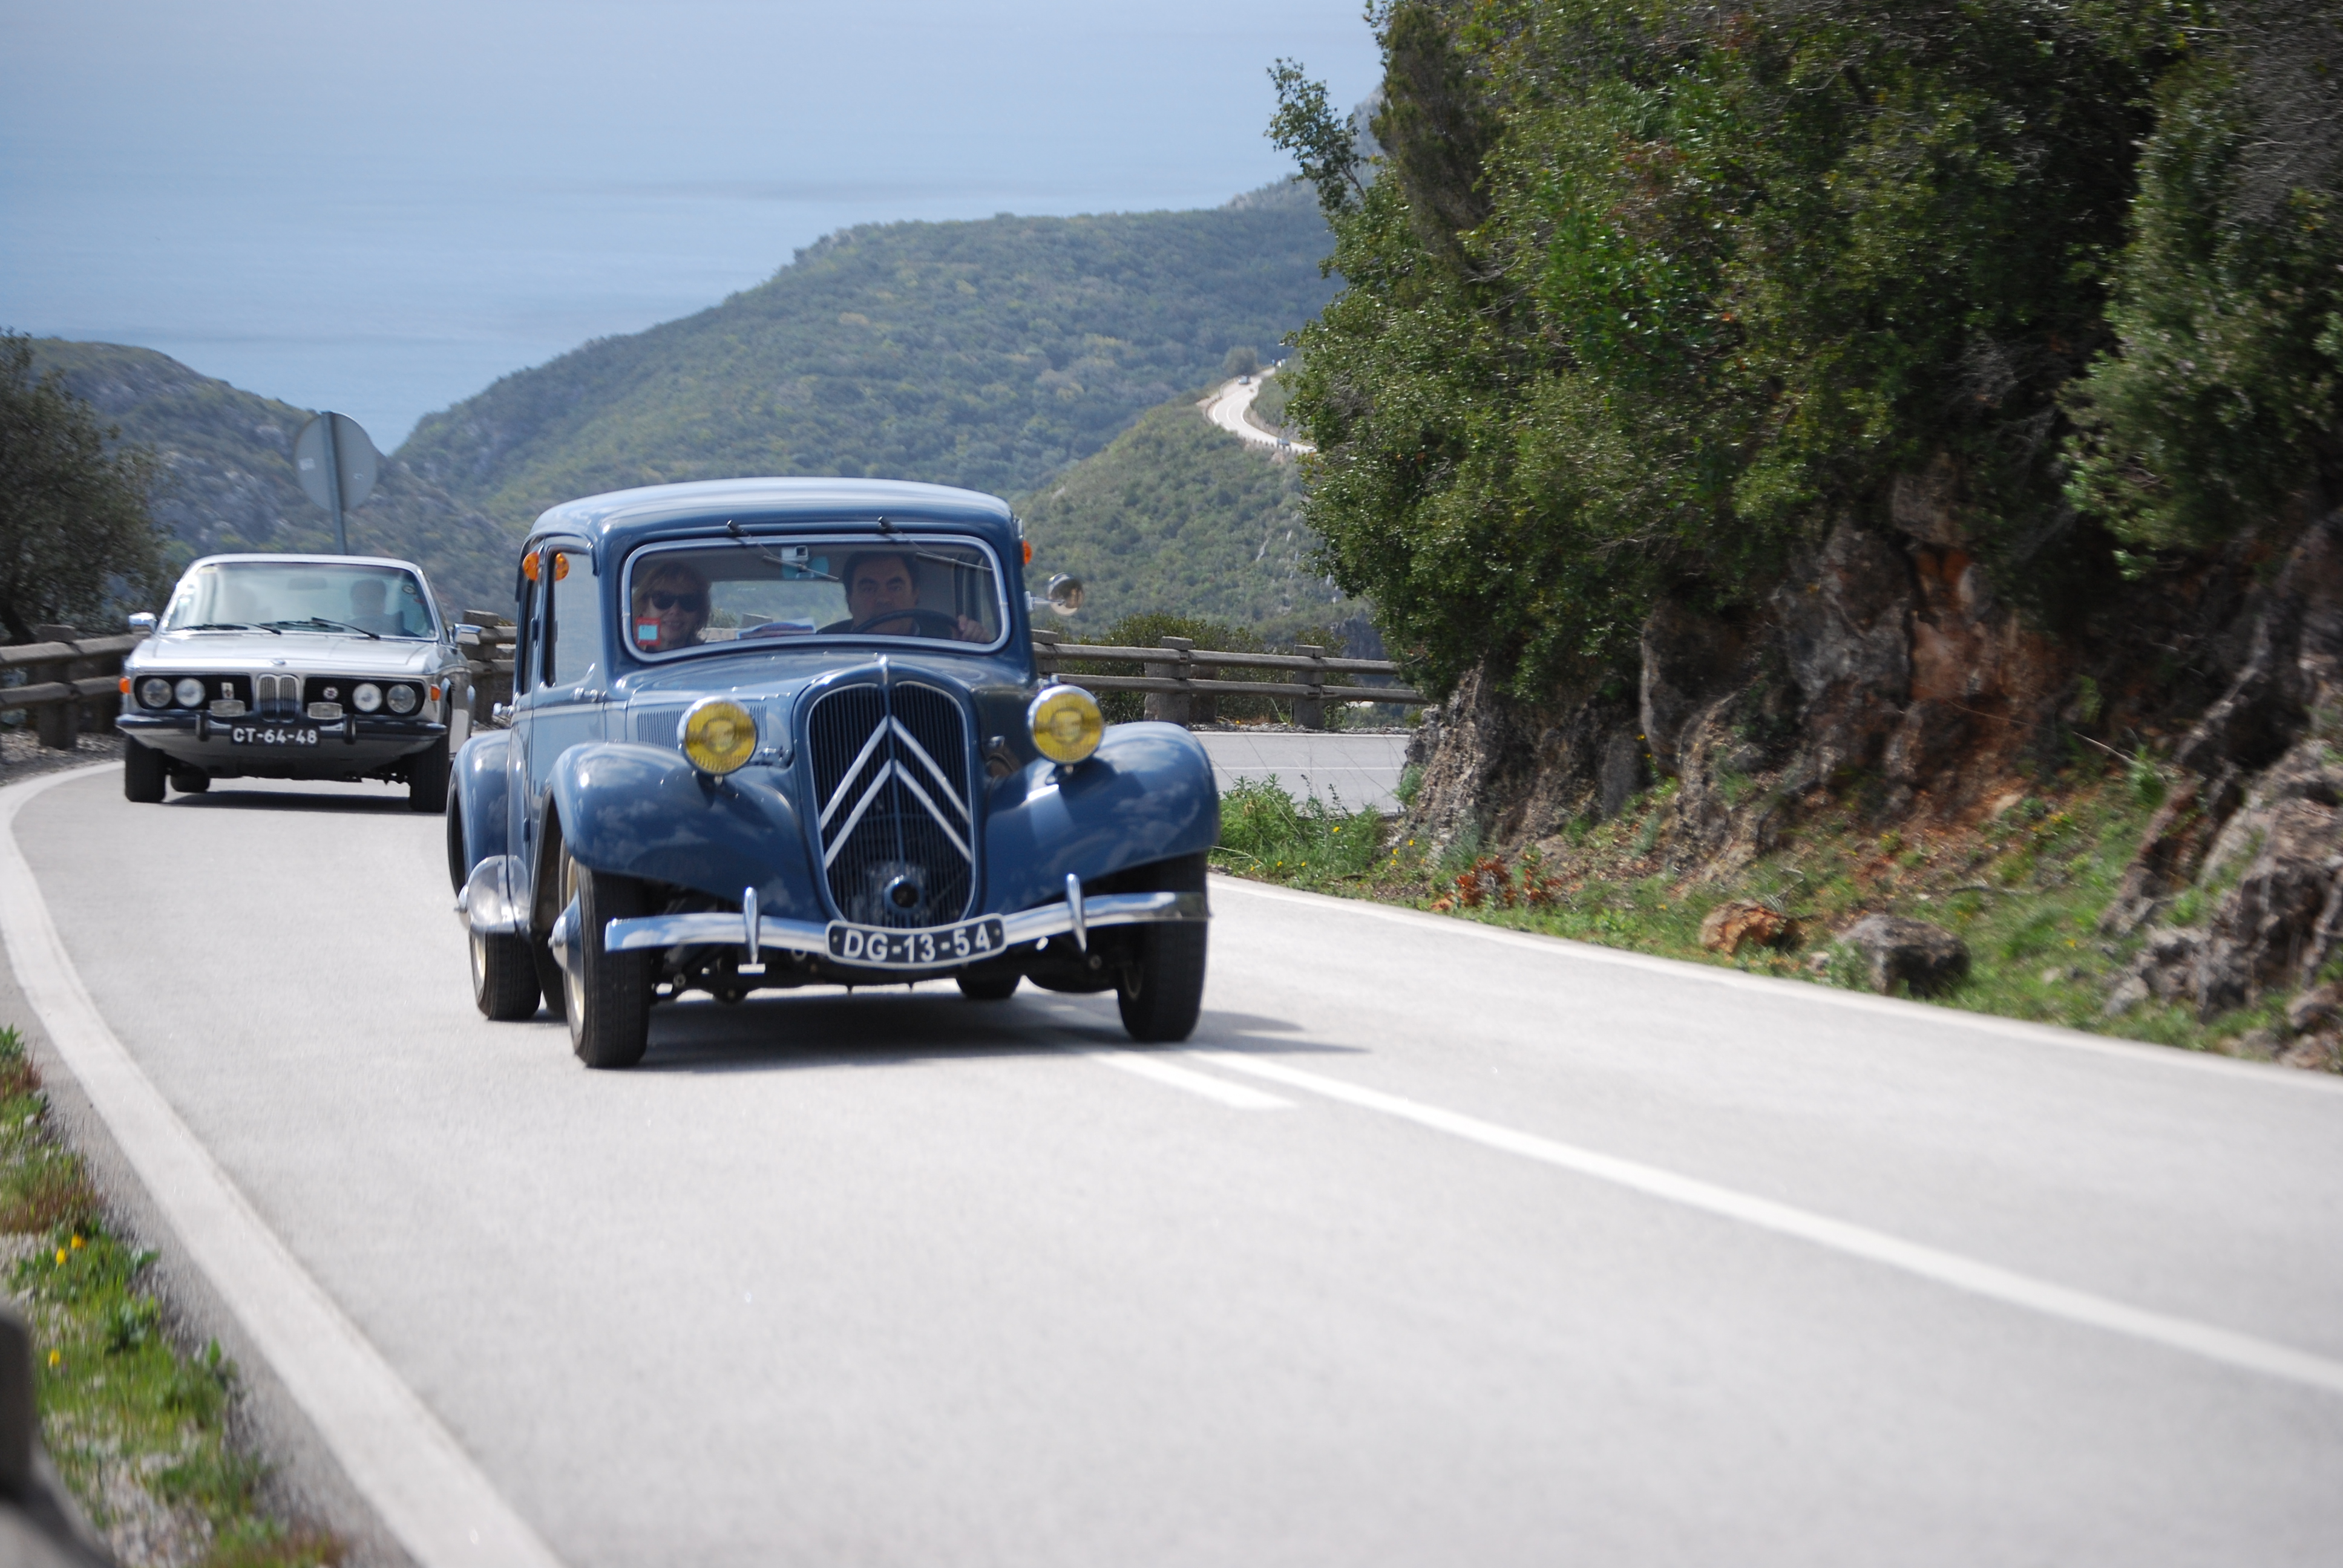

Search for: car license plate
xmin=228 ymin=724 xmax=321 ymax=748
xmin=826 ymin=916 xmax=1006 ymax=969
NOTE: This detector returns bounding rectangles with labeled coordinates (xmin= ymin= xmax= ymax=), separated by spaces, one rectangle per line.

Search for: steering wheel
xmin=850 ymin=609 xmax=962 ymax=639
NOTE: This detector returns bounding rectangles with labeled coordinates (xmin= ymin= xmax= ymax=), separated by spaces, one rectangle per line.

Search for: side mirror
xmin=453 ymin=623 xmax=483 ymax=648
xmin=126 ymin=612 xmax=157 ymax=634
xmin=1031 ymin=573 xmax=1084 ymax=618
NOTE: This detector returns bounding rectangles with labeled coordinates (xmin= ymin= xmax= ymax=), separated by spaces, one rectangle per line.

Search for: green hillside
xmin=28 ymin=340 xmax=517 ymax=617
xmin=1017 ymin=390 xmax=1357 ymax=637
xmin=398 ymin=191 xmax=1335 ymax=530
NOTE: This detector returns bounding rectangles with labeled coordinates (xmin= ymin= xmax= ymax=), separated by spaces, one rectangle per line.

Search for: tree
xmin=0 ymin=332 xmax=165 ymax=643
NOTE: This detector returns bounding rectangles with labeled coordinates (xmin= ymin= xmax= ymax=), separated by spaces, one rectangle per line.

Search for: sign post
xmin=292 ymin=412 xmax=381 ymax=555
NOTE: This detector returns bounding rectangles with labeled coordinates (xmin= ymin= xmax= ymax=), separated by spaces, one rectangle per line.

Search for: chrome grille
xmin=254 ymin=673 xmax=301 ymax=716
xmin=807 ymin=680 xmax=974 ymax=928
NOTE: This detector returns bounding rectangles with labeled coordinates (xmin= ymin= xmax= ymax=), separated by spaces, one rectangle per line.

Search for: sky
xmin=0 ymin=0 xmax=1380 ymax=449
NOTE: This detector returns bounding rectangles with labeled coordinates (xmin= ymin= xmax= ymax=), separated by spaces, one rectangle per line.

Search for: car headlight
xmin=172 ymin=677 xmax=203 ymax=707
xmin=386 ymin=683 xmax=419 ymax=715
xmin=680 ymin=697 xmax=757 ymax=776
xmin=1027 ymin=684 xmax=1103 ymax=765
xmin=139 ymin=677 xmax=174 ymax=709
xmin=353 ymin=682 xmax=382 ymax=713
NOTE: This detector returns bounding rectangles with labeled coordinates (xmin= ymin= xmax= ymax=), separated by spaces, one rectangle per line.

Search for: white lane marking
xmin=1209 ymin=876 xmax=2343 ymax=1096
xmin=1186 ymin=1047 xmax=2343 ymax=1397
xmin=0 ymin=768 xmax=564 ymax=1568
xmin=1073 ymin=1046 xmax=1292 ymax=1110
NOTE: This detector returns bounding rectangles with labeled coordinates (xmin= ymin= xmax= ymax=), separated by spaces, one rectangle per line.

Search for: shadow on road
xmin=635 ymin=988 xmax=1351 ymax=1074
xmin=168 ymin=787 xmax=416 ymax=816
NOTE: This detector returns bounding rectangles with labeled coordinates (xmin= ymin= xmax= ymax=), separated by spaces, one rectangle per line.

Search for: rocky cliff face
xmin=1401 ymin=462 xmax=2343 ymax=1051
xmin=29 ymin=340 xmax=519 ymax=616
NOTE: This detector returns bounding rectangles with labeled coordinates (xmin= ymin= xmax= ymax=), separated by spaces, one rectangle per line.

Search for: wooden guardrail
xmin=457 ymin=610 xmax=519 ymax=722
xmin=1032 ymin=630 xmax=1428 ymax=730
xmin=0 ymin=628 xmax=143 ymax=751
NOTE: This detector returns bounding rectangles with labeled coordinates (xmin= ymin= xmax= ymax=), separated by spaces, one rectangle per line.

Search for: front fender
xmin=548 ymin=742 xmax=825 ymax=922
xmin=451 ymin=728 xmax=514 ymax=872
xmin=983 ymin=722 xmax=1219 ymax=913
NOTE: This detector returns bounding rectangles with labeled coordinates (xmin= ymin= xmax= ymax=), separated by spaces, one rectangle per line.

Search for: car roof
xmin=528 ymin=478 xmax=1018 ymax=563
xmin=181 ymin=553 xmax=429 ymax=574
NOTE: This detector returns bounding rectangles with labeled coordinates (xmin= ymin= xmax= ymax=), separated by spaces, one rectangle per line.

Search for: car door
xmin=518 ymin=538 xmax=612 ymax=868
xmin=505 ymin=551 xmax=545 ymax=900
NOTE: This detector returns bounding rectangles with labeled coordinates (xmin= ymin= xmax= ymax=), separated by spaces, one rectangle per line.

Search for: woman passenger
xmin=630 ymin=558 xmax=711 ymax=652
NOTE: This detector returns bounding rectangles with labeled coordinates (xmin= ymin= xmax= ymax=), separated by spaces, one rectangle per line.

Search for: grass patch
xmin=0 ymin=1024 xmax=342 ymax=1567
xmin=1212 ymin=767 xmax=2312 ymax=1063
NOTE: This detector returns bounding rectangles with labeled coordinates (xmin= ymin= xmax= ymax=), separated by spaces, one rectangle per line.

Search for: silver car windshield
xmin=162 ymin=562 xmax=438 ymax=639
xmin=623 ymin=537 xmax=1006 ymax=657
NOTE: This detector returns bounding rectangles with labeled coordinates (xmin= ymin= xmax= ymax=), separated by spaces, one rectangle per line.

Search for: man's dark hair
xmin=841 ymin=550 xmax=920 ymax=592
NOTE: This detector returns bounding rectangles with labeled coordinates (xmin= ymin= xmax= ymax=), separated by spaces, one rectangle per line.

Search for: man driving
xmin=823 ymin=551 xmax=985 ymax=641
xmin=347 ymin=577 xmax=403 ymax=635
xmin=629 ymin=558 xmax=711 ymax=652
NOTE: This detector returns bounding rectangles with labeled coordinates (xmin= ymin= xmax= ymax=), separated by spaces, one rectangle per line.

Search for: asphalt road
xmin=1193 ymin=731 xmax=1411 ymax=812
xmin=1203 ymin=374 xmax=1312 ymax=454
xmin=11 ymin=769 xmax=2343 ymax=1566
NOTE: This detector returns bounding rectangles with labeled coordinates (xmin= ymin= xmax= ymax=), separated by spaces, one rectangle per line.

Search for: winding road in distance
xmin=6 ymin=765 xmax=2342 ymax=1567
xmin=1204 ymin=371 xmax=1312 ymax=453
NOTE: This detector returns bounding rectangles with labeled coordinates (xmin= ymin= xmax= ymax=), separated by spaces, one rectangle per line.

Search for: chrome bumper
xmin=592 ymin=886 xmax=1208 ymax=970
xmin=457 ymin=856 xmax=1208 ymax=974
xmin=456 ymin=855 xmax=527 ymax=936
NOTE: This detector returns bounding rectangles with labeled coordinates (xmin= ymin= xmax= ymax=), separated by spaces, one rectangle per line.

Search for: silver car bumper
xmin=456 ymin=857 xmax=1206 ymax=973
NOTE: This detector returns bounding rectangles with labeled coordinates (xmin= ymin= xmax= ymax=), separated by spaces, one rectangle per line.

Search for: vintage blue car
xmin=447 ymin=478 xmax=1217 ymax=1067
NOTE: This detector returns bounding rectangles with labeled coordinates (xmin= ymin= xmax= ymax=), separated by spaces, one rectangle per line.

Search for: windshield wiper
xmin=264 ymin=618 xmax=381 ymax=640
xmin=180 ymin=621 xmax=280 ymax=634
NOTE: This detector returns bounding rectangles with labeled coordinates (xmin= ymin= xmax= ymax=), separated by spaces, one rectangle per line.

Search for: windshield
xmin=162 ymin=561 xmax=438 ymax=639
xmin=623 ymin=537 xmax=1006 ymax=658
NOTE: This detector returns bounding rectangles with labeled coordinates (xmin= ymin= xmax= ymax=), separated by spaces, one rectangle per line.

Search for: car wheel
xmin=1113 ymin=854 xmax=1209 ymax=1044
xmin=470 ymin=927 xmax=542 ymax=1021
xmin=562 ymin=848 xmax=652 ymax=1069
xmin=123 ymin=738 xmax=165 ymax=803
xmin=408 ymin=738 xmax=450 ymax=814
xmin=168 ymin=768 xmax=210 ymax=795
xmin=956 ymin=973 xmax=1020 ymax=1001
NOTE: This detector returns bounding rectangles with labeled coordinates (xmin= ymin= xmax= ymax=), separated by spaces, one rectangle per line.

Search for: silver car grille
xmin=254 ymin=672 xmax=301 ymax=716
xmin=807 ymin=681 xmax=975 ymax=928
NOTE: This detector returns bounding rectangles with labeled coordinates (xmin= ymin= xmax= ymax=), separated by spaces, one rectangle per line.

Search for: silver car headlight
xmin=353 ymin=682 xmax=383 ymax=713
xmin=172 ymin=677 xmax=203 ymax=707
xmin=138 ymin=677 xmax=173 ymax=709
xmin=386 ymin=683 xmax=419 ymax=715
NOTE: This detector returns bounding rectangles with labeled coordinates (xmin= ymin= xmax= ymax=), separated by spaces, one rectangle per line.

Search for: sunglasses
xmin=646 ymin=591 xmax=706 ymax=612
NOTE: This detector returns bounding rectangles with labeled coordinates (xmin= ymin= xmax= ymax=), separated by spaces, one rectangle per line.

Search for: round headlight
xmin=385 ymin=683 xmax=419 ymax=715
xmin=172 ymin=677 xmax=203 ymax=707
xmin=1027 ymin=684 xmax=1103 ymax=765
xmin=139 ymin=677 xmax=174 ymax=709
xmin=353 ymin=682 xmax=382 ymax=713
xmin=680 ymin=697 xmax=757 ymax=776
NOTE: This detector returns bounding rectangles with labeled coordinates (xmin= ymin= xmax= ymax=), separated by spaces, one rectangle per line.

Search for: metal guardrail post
xmin=1144 ymin=636 xmax=1194 ymax=725
xmin=1294 ymin=645 xmax=1329 ymax=730
xmin=1032 ymin=626 xmax=1061 ymax=682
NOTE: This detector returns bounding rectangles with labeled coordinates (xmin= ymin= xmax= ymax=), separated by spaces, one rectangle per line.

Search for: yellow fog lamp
xmin=680 ymin=696 xmax=758 ymax=776
xmin=1027 ymin=684 xmax=1103 ymax=766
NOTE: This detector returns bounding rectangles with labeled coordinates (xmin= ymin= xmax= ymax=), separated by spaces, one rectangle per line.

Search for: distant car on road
xmin=445 ymin=477 xmax=1218 ymax=1068
xmin=117 ymin=554 xmax=470 ymax=810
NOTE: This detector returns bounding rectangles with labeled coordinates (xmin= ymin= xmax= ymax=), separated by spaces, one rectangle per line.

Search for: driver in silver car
xmin=825 ymin=551 xmax=985 ymax=641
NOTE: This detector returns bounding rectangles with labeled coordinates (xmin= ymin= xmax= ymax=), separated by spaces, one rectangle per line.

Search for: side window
xmin=545 ymin=544 xmax=604 ymax=685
